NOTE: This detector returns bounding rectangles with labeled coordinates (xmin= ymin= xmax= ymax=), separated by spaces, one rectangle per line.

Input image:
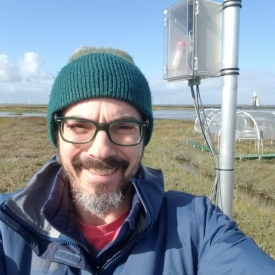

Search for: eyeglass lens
xmin=60 ymin=119 xmax=143 ymax=145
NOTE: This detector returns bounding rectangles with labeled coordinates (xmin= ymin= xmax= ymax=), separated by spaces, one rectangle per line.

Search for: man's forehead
xmin=62 ymin=98 xmax=143 ymax=119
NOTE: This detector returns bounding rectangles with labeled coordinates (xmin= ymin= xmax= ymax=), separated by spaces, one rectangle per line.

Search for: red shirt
xmin=78 ymin=210 xmax=129 ymax=251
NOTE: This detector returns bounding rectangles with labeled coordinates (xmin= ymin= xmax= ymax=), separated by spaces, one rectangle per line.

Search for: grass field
xmin=0 ymin=112 xmax=274 ymax=258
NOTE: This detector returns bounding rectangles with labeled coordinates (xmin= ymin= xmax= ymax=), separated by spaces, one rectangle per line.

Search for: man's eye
xmin=66 ymin=121 xmax=92 ymax=131
xmin=113 ymin=123 xmax=139 ymax=132
xmin=70 ymin=123 xmax=86 ymax=129
xmin=118 ymin=125 xmax=135 ymax=130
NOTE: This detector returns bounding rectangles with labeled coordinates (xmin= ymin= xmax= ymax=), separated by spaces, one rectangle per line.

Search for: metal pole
xmin=216 ymin=0 xmax=242 ymax=218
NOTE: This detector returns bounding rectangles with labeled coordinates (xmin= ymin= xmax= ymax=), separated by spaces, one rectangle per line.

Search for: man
xmin=0 ymin=46 xmax=274 ymax=274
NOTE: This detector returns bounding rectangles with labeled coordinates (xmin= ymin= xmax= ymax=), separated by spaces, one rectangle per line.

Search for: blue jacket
xmin=0 ymin=155 xmax=274 ymax=274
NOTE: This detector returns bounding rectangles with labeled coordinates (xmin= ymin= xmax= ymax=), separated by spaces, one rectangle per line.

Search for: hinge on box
xmin=194 ymin=57 xmax=198 ymax=71
xmin=195 ymin=0 xmax=199 ymax=15
xmin=164 ymin=17 xmax=167 ymax=27
xmin=164 ymin=10 xmax=167 ymax=27
xmin=163 ymin=65 xmax=167 ymax=75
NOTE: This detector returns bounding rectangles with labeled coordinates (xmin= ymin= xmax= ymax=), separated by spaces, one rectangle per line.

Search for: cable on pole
xmin=188 ymin=78 xmax=220 ymax=204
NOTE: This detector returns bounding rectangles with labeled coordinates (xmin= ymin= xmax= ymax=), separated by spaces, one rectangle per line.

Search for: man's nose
xmin=86 ymin=129 xmax=116 ymax=159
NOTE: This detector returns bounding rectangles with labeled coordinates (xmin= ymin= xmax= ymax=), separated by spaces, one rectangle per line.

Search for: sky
xmin=0 ymin=0 xmax=274 ymax=106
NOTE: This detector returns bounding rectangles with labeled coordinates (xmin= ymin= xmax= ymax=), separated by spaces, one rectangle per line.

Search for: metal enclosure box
xmin=163 ymin=0 xmax=222 ymax=81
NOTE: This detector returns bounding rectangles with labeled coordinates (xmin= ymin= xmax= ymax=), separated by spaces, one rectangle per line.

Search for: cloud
xmin=18 ymin=52 xmax=45 ymax=79
xmin=0 ymin=52 xmax=54 ymax=104
xmin=148 ymin=75 xmax=222 ymax=105
xmin=0 ymin=55 xmax=21 ymax=82
xmin=0 ymin=53 xmax=273 ymax=106
xmin=0 ymin=52 xmax=46 ymax=82
xmin=147 ymin=69 xmax=275 ymax=105
xmin=238 ymin=70 xmax=274 ymax=105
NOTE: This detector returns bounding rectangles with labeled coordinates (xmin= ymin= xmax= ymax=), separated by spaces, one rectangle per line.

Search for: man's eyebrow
xmin=111 ymin=116 xmax=142 ymax=121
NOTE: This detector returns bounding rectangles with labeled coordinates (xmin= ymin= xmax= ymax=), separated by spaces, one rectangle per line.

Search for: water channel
xmin=0 ymin=109 xmax=198 ymax=120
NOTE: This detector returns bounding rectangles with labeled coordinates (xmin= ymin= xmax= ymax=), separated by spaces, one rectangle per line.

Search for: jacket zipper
xmin=97 ymin=180 xmax=154 ymax=275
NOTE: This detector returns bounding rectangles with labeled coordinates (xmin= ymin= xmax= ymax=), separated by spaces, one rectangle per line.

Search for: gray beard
xmin=61 ymin=156 xmax=139 ymax=215
xmin=72 ymin=181 xmax=126 ymax=215
xmin=59 ymin=148 xmax=143 ymax=216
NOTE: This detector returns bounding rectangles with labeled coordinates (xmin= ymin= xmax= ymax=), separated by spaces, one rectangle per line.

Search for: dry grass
xmin=0 ymin=117 xmax=57 ymax=192
xmin=0 ymin=116 xmax=275 ymax=257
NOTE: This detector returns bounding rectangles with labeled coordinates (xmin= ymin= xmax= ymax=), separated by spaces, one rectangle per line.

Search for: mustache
xmin=72 ymin=156 xmax=129 ymax=173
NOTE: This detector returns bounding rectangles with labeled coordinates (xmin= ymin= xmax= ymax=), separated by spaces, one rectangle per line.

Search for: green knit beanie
xmin=47 ymin=46 xmax=153 ymax=147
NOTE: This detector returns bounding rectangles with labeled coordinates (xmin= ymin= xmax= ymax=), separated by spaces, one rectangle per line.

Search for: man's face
xmin=58 ymin=98 xmax=144 ymax=215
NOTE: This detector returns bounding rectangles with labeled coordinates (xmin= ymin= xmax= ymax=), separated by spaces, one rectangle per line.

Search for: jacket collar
xmin=131 ymin=165 xmax=164 ymax=229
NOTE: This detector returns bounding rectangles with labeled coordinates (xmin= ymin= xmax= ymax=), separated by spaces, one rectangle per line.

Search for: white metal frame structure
xmin=194 ymin=109 xmax=275 ymax=154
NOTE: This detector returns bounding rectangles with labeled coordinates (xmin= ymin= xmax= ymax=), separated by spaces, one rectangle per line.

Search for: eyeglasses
xmin=54 ymin=116 xmax=149 ymax=146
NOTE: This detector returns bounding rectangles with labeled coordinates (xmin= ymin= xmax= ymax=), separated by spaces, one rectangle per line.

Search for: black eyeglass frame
xmin=54 ymin=115 xmax=149 ymax=146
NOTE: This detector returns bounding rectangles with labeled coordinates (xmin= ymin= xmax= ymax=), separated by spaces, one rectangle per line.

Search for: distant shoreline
xmin=0 ymin=104 xmax=274 ymax=111
xmin=152 ymin=104 xmax=275 ymax=110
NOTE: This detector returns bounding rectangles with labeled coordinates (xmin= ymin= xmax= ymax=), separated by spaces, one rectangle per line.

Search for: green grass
xmin=0 ymin=117 xmax=275 ymax=257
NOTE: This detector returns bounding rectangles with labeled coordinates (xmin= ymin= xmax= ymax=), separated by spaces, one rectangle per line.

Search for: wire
xmin=189 ymin=81 xmax=220 ymax=204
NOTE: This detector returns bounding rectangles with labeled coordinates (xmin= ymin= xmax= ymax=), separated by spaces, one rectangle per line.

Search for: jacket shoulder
xmin=164 ymin=190 xmax=206 ymax=208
